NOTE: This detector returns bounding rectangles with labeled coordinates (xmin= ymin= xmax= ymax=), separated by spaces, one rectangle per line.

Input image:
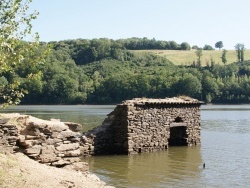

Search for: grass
xmin=131 ymin=49 xmax=250 ymax=66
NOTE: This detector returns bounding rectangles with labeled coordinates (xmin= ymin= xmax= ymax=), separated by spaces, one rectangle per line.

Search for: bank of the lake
xmin=0 ymin=152 xmax=113 ymax=188
xmin=2 ymin=105 xmax=250 ymax=187
xmin=0 ymin=111 xmax=115 ymax=188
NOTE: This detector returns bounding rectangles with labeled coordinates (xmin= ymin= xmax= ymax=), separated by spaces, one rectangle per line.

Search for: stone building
xmin=86 ymin=96 xmax=202 ymax=155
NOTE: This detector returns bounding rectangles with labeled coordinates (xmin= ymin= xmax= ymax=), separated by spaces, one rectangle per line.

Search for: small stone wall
xmin=0 ymin=114 xmax=89 ymax=172
xmin=86 ymin=97 xmax=202 ymax=155
xmin=0 ymin=118 xmax=19 ymax=153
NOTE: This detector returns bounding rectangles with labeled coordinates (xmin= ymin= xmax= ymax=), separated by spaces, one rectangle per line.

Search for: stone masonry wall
xmin=0 ymin=113 xmax=89 ymax=172
xmin=126 ymin=103 xmax=201 ymax=154
xmin=112 ymin=105 xmax=129 ymax=154
xmin=0 ymin=118 xmax=19 ymax=153
xmin=85 ymin=109 xmax=118 ymax=155
xmin=85 ymin=97 xmax=202 ymax=155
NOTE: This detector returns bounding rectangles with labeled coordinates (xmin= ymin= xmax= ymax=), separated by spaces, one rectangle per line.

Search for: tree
xmin=0 ymin=0 xmax=49 ymax=108
xmin=235 ymin=43 xmax=245 ymax=62
xmin=169 ymin=41 xmax=179 ymax=50
xmin=195 ymin=49 xmax=203 ymax=68
xmin=215 ymin=41 xmax=223 ymax=50
xmin=192 ymin=45 xmax=200 ymax=50
xmin=203 ymin=45 xmax=214 ymax=50
xmin=221 ymin=49 xmax=228 ymax=65
xmin=202 ymin=76 xmax=219 ymax=103
xmin=240 ymin=44 xmax=245 ymax=62
xmin=45 ymin=74 xmax=78 ymax=104
xmin=235 ymin=43 xmax=241 ymax=62
xmin=180 ymin=42 xmax=191 ymax=50
xmin=173 ymin=74 xmax=202 ymax=98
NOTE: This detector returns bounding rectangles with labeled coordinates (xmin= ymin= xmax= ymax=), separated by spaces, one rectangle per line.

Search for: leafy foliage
xmin=1 ymin=1 xmax=249 ymax=106
xmin=203 ymin=44 xmax=214 ymax=50
xmin=235 ymin=43 xmax=245 ymax=62
xmin=195 ymin=49 xmax=203 ymax=68
xmin=17 ymin=37 xmax=250 ymax=105
xmin=1 ymin=32 xmax=248 ymax=105
xmin=215 ymin=41 xmax=223 ymax=50
xmin=181 ymin=42 xmax=191 ymax=50
xmin=0 ymin=0 xmax=49 ymax=108
xmin=221 ymin=49 xmax=228 ymax=65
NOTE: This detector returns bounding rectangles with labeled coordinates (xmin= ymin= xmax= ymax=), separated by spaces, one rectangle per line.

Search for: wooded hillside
xmin=5 ymin=38 xmax=250 ymax=105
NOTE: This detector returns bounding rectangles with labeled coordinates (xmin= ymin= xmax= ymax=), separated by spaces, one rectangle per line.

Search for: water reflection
xmin=84 ymin=145 xmax=203 ymax=188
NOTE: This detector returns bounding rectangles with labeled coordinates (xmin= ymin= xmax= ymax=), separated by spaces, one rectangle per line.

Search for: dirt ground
xmin=0 ymin=152 xmax=114 ymax=188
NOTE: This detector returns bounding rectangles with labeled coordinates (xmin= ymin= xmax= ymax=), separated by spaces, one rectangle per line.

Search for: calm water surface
xmin=2 ymin=105 xmax=250 ymax=187
xmin=1 ymin=105 xmax=114 ymax=132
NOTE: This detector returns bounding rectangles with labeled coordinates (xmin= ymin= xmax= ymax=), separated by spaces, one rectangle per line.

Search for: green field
xmin=132 ymin=50 xmax=250 ymax=66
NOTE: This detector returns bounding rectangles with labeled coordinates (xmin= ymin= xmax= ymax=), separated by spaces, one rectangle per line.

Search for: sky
xmin=29 ymin=0 xmax=250 ymax=49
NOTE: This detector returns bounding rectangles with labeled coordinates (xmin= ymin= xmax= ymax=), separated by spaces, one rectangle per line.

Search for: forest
xmin=3 ymin=38 xmax=250 ymax=105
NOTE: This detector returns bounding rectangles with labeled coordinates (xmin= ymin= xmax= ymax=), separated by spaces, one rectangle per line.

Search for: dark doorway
xmin=169 ymin=126 xmax=187 ymax=146
xmin=169 ymin=116 xmax=187 ymax=146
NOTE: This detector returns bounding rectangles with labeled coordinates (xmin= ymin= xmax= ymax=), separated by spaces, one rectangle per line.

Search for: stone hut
xmin=86 ymin=96 xmax=202 ymax=155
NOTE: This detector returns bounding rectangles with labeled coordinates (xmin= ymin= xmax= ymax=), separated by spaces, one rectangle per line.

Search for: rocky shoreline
xmin=0 ymin=113 xmax=114 ymax=188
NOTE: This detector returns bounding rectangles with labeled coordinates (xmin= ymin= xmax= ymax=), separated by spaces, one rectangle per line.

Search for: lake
xmin=2 ymin=105 xmax=250 ymax=187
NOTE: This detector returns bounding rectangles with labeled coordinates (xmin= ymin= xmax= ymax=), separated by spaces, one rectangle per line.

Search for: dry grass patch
xmin=132 ymin=49 xmax=250 ymax=66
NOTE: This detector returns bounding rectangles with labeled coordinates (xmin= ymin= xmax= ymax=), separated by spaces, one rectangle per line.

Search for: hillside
xmin=13 ymin=38 xmax=250 ymax=105
xmin=131 ymin=49 xmax=250 ymax=66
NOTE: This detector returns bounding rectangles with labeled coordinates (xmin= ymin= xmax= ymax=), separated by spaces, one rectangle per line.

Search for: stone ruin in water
xmin=0 ymin=96 xmax=202 ymax=169
xmin=85 ymin=96 xmax=202 ymax=155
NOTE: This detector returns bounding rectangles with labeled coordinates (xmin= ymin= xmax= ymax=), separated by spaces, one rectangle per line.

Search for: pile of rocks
xmin=0 ymin=114 xmax=91 ymax=172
